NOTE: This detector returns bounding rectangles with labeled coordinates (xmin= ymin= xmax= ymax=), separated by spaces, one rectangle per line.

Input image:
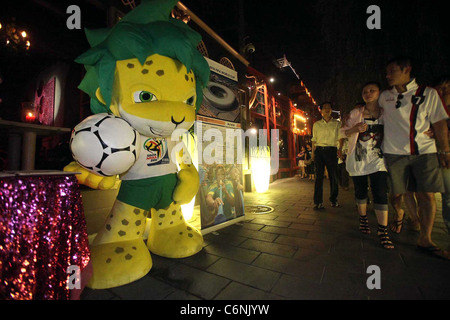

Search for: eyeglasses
xmin=395 ymin=94 xmax=404 ymax=108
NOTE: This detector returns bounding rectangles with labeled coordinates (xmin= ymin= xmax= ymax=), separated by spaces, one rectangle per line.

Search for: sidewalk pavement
xmin=81 ymin=175 xmax=450 ymax=300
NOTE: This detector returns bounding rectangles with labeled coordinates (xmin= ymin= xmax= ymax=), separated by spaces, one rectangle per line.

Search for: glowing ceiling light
xmin=21 ymin=31 xmax=27 ymax=38
xmin=269 ymin=78 xmax=275 ymax=83
xmin=294 ymin=114 xmax=306 ymax=122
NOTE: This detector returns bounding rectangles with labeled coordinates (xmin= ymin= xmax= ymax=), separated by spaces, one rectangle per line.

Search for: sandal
xmin=378 ymin=225 xmax=394 ymax=249
xmin=359 ymin=215 xmax=371 ymax=234
xmin=417 ymin=245 xmax=450 ymax=260
xmin=390 ymin=214 xmax=404 ymax=234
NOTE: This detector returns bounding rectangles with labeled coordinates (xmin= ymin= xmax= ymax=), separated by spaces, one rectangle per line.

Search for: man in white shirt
xmin=380 ymin=56 xmax=450 ymax=260
xmin=311 ymin=102 xmax=341 ymax=209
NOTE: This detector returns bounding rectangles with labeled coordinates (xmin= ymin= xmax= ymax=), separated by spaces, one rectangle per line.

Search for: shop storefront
xmin=244 ymin=67 xmax=312 ymax=182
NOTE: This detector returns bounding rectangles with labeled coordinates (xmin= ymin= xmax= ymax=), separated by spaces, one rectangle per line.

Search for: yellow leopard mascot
xmin=64 ymin=0 xmax=210 ymax=289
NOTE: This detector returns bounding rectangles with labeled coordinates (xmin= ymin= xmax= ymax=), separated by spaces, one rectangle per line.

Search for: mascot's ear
xmin=95 ymin=87 xmax=106 ymax=105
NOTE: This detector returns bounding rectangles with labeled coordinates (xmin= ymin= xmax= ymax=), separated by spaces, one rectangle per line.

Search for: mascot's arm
xmin=172 ymin=148 xmax=199 ymax=205
xmin=64 ymin=161 xmax=117 ymax=190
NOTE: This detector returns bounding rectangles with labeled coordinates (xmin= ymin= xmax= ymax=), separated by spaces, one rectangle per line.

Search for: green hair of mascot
xmin=75 ymin=0 xmax=210 ymax=114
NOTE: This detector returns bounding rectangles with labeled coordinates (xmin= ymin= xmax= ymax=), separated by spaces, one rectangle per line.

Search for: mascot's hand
xmin=63 ymin=161 xmax=117 ymax=190
xmin=173 ymin=166 xmax=200 ymax=205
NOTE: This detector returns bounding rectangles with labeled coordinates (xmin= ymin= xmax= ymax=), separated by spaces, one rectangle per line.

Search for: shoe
xmin=377 ymin=225 xmax=394 ymax=250
xmin=417 ymin=245 xmax=450 ymax=260
xmin=313 ymin=203 xmax=324 ymax=210
xmin=359 ymin=215 xmax=371 ymax=234
xmin=331 ymin=202 xmax=339 ymax=207
xmin=390 ymin=212 xmax=404 ymax=234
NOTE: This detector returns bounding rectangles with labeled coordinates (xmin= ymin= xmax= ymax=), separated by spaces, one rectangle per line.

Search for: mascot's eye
xmin=185 ymin=96 xmax=195 ymax=106
xmin=133 ymin=91 xmax=157 ymax=103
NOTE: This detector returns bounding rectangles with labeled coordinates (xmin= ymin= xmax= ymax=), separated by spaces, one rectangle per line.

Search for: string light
xmin=0 ymin=20 xmax=31 ymax=50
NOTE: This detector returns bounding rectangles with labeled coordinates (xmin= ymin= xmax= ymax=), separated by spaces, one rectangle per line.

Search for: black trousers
xmin=352 ymin=171 xmax=388 ymax=210
xmin=314 ymin=146 xmax=339 ymax=204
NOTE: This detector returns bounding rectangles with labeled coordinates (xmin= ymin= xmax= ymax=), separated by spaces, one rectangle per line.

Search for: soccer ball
xmin=70 ymin=113 xmax=140 ymax=176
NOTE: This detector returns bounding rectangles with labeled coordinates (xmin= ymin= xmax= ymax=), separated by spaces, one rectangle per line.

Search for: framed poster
xmin=193 ymin=58 xmax=245 ymax=234
xmin=195 ymin=117 xmax=245 ymax=233
xmin=198 ymin=57 xmax=240 ymax=123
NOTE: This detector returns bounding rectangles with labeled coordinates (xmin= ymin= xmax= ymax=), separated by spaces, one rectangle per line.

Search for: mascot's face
xmin=109 ymin=54 xmax=197 ymax=138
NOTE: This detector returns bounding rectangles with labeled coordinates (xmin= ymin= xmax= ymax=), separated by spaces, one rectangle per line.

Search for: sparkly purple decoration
xmin=0 ymin=173 xmax=91 ymax=300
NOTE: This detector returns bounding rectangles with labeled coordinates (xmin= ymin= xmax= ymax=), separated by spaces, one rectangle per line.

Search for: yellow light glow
xmin=251 ymin=147 xmax=270 ymax=193
xmin=21 ymin=31 xmax=27 ymax=38
xmin=0 ymin=23 xmax=2 ymax=29
xmin=176 ymin=132 xmax=198 ymax=221
xmin=294 ymin=114 xmax=306 ymax=122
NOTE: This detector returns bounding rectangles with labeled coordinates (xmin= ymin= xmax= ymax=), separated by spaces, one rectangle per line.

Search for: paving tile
xmin=419 ymin=282 xmax=450 ymax=300
xmin=252 ymin=253 xmax=324 ymax=282
xmin=288 ymin=223 xmax=328 ymax=233
xmin=206 ymin=258 xmax=281 ymax=291
xmin=250 ymin=218 xmax=290 ymax=227
xmin=214 ymin=281 xmax=284 ymax=300
xmin=81 ymin=288 xmax=116 ymax=300
xmin=163 ymin=290 xmax=202 ymax=300
xmin=152 ymin=262 xmax=231 ymax=299
xmin=270 ymin=274 xmax=325 ymax=299
xmin=240 ymin=238 xmax=297 ymax=258
xmin=204 ymin=242 xmax=260 ymax=264
xmin=109 ymin=276 xmax=176 ymax=300
xmin=292 ymin=247 xmax=325 ymax=261
xmin=330 ymin=235 xmax=365 ymax=253
xmin=274 ymin=216 xmax=314 ymax=224
xmin=241 ymin=221 xmax=265 ymax=231
xmin=364 ymin=280 xmax=423 ymax=300
xmin=260 ymin=225 xmax=308 ymax=238
xmin=306 ymin=231 xmax=338 ymax=242
xmin=202 ymin=231 xmax=247 ymax=247
xmin=220 ymin=224 xmax=278 ymax=242
xmin=178 ymin=250 xmax=221 ymax=270
xmin=272 ymin=275 xmax=367 ymax=300
xmin=299 ymin=252 xmax=365 ymax=274
xmin=275 ymin=235 xmax=330 ymax=252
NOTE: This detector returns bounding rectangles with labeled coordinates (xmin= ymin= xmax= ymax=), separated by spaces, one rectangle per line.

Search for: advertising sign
xmin=195 ymin=57 xmax=245 ymax=233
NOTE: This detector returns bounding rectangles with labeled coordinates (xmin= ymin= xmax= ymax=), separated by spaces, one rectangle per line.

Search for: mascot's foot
xmin=147 ymin=202 xmax=203 ymax=258
xmin=87 ymin=239 xmax=152 ymax=289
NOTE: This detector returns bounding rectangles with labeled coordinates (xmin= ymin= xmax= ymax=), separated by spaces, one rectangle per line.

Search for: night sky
xmin=1 ymin=0 xmax=449 ymax=117
xmin=183 ymin=0 xmax=325 ymax=99
xmin=183 ymin=0 xmax=450 ymax=111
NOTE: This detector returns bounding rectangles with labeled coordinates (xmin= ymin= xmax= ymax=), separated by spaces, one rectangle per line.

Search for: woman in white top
xmin=339 ymin=82 xmax=394 ymax=249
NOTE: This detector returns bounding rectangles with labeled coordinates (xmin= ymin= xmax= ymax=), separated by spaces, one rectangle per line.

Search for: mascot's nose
xmin=171 ymin=116 xmax=185 ymax=126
